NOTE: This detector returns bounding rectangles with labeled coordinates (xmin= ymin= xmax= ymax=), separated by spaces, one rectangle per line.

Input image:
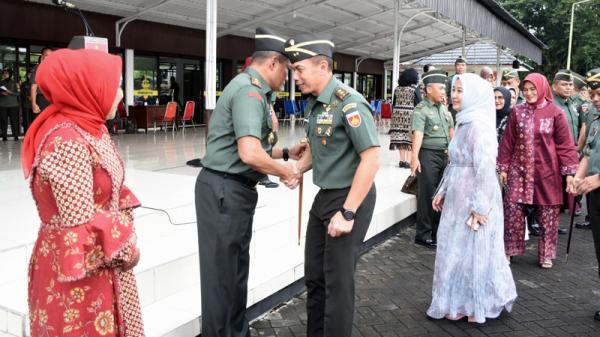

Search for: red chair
xmin=155 ymin=102 xmax=178 ymax=135
xmin=178 ymin=101 xmax=196 ymax=133
xmin=381 ymin=103 xmax=392 ymax=119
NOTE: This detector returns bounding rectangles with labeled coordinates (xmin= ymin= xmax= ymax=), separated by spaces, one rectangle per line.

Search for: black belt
xmin=203 ymin=167 xmax=258 ymax=187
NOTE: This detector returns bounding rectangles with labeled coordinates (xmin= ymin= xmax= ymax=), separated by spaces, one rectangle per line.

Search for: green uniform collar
xmin=423 ymin=97 xmax=440 ymax=108
xmin=245 ymin=67 xmax=273 ymax=96
xmin=315 ymin=77 xmax=338 ymax=104
xmin=552 ymin=92 xmax=570 ymax=104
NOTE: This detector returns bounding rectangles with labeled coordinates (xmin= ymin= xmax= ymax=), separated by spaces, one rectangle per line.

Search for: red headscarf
xmin=522 ymin=73 xmax=553 ymax=105
xmin=22 ymin=49 xmax=122 ymax=178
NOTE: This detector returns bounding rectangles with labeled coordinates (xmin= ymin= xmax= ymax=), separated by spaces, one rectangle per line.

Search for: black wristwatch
xmin=283 ymin=147 xmax=289 ymax=161
xmin=342 ymin=208 xmax=355 ymax=221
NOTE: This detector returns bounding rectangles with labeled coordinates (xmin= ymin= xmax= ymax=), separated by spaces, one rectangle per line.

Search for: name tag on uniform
xmin=317 ymin=113 xmax=333 ymax=125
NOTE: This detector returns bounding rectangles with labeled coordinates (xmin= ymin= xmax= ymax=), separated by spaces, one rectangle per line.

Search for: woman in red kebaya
xmin=22 ymin=49 xmax=144 ymax=337
xmin=498 ymin=73 xmax=579 ymax=269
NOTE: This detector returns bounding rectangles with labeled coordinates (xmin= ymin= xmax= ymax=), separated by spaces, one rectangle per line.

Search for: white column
xmin=383 ymin=68 xmax=388 ymax=100
xmin=353 ymin=71 xmax=358 ymax=90
xmin=125 ymin=49 xmax=134 ymax=114
xmin=391 ymin=0 xmax=399 ymax=95
xmin=205 ymin=0 xmax=217 ymax=111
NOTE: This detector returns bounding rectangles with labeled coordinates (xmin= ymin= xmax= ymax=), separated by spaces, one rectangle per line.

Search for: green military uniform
xmin=553 ymin=93 xmax=580 ymax=145
xmin=583 ymin=69 xmax=600 ymax=275
xmin=0 ymin=78 xmax=20 ymax=140
xmin=202 ymin=66 xmax=277 ymax=175
xmin=553 ymin=70 xmax=580 ymax=145
xmin=285 ymin=33 xmax=379 ymax=337
xmin=195 ymin=27 xmax=286 ymax=337
xmin=413 ymin=70 xmax=454 ymax=244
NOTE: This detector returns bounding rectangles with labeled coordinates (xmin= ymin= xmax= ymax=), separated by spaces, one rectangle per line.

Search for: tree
xmin=498 ymin=0 xmax=600 ymax=77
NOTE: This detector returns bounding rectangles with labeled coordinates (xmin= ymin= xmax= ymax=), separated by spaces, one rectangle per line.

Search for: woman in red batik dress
xmin=22 ymin=49 xmax=145 ymax=337
xmin=498 ymin=73 xmax=579 ymax=269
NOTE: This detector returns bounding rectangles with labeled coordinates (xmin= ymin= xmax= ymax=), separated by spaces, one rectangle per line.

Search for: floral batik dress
xmin=28 ymin=122 xmax=144 ymax=337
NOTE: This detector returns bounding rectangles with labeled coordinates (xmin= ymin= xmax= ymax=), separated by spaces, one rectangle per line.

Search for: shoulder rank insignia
xmin=342 ymin=102 xmax=357 ymax=113
xmin=335 ymin=87 xmax=349 ymax=101
xmin=251 ymin=77 xmax=262 ymax=89
xmin=415 ymin=102 xmax=425 ymax=109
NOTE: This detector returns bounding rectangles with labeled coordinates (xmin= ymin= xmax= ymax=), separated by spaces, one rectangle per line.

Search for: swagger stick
xmin=297 ymin=138 xmax=308 ymax=245
xmin=298 ymin=176 xmax=303 ymax=245
xmin=565 ymin=196 xmax=578 ymax=263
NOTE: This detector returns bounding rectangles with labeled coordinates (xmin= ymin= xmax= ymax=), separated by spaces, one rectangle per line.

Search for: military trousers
xmin=589 ymin=189 xmax=600 ymax=278
xmin=305 ymin=185 xmax=376 ymax=337
xmin=195 ymin=168 xmax=258 ymax=337
xmin=415 ymin=148 xmax=448 ymax=242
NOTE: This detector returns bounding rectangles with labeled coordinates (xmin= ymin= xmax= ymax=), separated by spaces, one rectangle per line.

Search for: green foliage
xmin=498 ymin=0 xmax=600 ymax=77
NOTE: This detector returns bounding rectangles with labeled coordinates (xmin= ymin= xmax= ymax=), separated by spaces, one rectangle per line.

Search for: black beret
xmin=422 ymin=70 xmax=447 ymax=85
xmin=255 ymin=27 xmax=287 ymax=56
xmin=553 ymin=69 xmax=573 ymax=82
xmin=586 ymin=68 xmax=600 ymax=90
xmin=284 ymin=33 xmax=334 ymax=63
xmin=571 ymin=71 xmax=587 ymax=89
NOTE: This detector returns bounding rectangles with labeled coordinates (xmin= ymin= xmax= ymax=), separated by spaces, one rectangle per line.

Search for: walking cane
xmin=565 ymin=196 xmax=578 ymax=263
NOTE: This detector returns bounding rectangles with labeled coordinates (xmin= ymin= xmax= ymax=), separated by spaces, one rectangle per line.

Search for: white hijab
xmin=452 ymin=73 xmax=496 ymax=128
xmin=451 ymin=73 xmax=498 ymax=149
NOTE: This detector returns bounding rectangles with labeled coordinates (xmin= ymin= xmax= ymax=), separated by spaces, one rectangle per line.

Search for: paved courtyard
xmin=251 ymin=212 xmax=600 ymax=337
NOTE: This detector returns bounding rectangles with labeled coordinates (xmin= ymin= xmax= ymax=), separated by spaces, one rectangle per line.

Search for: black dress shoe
xmin=529 ymin=224 xmax=540 ymax=236
xmin=576 ymin=221 xmax=591 ymax=229
xmin=258 ymin=177 xmax=279 ymax=188
xmin=415 ymin=239 xmax=437 ymax=248
xmin=558 ymin=227 xmax=568 ymax=235
xmin=186 ymin=158 xmax=204 ymax=167
xmin=594 ymin=311 xmax=600 ymax=321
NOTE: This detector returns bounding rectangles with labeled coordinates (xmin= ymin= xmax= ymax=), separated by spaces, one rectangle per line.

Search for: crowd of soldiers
xmin=192 ymin=22 xmax=600 ymax=335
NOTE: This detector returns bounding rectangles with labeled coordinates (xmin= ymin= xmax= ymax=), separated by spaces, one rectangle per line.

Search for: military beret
xmin=255 ymin=27 xmax=287 ymax=56
xmin=571 ymin=71 xmax=587 ymax=89
xmin=501 ymin=69 xmax=519 ymax=81
xmin=455 ymin=57 xmax=467 ymax=65
xmin=586 ymin=68 xmax=600 ymax=90
xmin=553 ymin=69 xmax=573 ymax=82
xmin=422 ymin=70 xmax=447 ymax=85
xmin=284 ymin=33 xmax=335 ymax=63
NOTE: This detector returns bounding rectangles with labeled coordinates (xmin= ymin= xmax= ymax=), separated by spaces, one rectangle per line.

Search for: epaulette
xmin=251 ymin=77 xmax=262 ymax=89
xmin=415 ymin=102 xmax=425 ymax=109
xmin=335 ymin=87 xmax=349 ymax=101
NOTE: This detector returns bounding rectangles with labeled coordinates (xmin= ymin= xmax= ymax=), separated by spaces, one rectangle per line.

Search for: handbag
xmin=401 ymin=174 xmax=418 ymax=195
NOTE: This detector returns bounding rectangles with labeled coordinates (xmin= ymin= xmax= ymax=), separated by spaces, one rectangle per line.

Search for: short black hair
xmin=423 ymin=64 xmax=432 ymax=73
xmin=399 ymin=68 xmax=419 ymax=86
xmin=251 ymin=51 xmax=288 ymax=65
xmin=310 ymin=55 xmax=333 ymax=72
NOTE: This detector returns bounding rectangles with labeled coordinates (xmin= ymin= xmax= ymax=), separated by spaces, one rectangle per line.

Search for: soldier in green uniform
xmin=501 ymin=69 xmax=524 ymax=104
xmin=553 ymin=69 xmax=580 ymax=145
xmin=551 ymin=69 xmax=579 ymax=232
xmin=195 ymin=27 xmax=305 ymax=337
xmin=412 ymin=70 xmax=454 ymax=248
xmin=285 ymin=33 xmax=380 ymax=337
xmin=568 ymin=68 xmax=600 ymax=321
xmin=445 ymin=57 xmax=467 ymax=119
xmin=572 ymin=72 xmax=592 ymax=150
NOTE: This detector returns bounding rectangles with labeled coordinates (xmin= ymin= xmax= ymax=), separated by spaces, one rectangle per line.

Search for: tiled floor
xmin=0 ymin=124 xmax=414 ymax=336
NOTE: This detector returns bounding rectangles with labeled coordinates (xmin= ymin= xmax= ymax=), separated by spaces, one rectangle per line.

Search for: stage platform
xmin=0 ymin=125 xmax=416 ymax=337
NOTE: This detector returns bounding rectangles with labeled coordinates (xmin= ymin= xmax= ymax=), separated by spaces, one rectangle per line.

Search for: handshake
xmin=280 ymin=163 xmax=303 ymax=189
xmin=278 ymin=142 xmax=308 ymax=189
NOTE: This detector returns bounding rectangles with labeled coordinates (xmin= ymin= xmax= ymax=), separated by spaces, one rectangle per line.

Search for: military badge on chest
xmin=316 ymin=104 xmax=334 ymax=145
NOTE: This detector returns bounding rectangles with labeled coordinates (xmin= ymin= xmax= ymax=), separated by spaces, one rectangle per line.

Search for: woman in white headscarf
xmin=426 ymin=73 xmax=517 ymax=323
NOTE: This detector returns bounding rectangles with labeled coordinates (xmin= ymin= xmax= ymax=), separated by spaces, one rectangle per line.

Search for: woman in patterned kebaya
xmin=22 ymin=49 xmax=144 ymax=337
xmin=498 ymin=73 xmax=579 ymax=269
